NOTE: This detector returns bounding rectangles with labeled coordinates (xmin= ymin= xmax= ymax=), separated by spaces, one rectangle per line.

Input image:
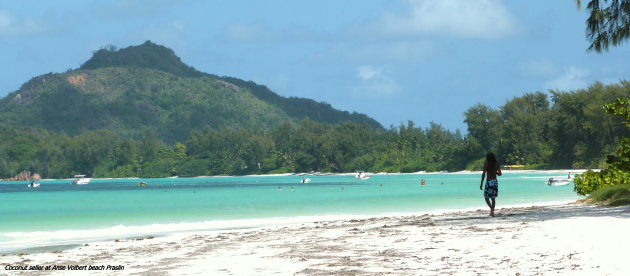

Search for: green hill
xmin=0 ymin=41 xmax=382 ymax=142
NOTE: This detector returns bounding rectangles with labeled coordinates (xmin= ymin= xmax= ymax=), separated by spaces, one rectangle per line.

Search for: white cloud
xmin=357 ymin=65 xmax=382 ymax=80
xmin=374 ymin=0 xmax=519 ymax=39
xmin=0 ymin=10 xmax=47 ymax=36
xmin=172 ymin=20 xmax=185 ymax=32
xmin=544 ymin=67 xmax=590 ymax=91
xmin=352 ymin=66 xmax=400 ymax=98
xmin=520 ymin=60 xmax=558 ymax=78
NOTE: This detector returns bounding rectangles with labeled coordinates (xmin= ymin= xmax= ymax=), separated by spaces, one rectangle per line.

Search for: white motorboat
xmin=71 ymin=175 xmax=91 ymax=185
xmin=301 ymin=178 xmax=311 ymax=183
xmin=27 ymin=181 xmax=40 ymax=188
xmin=546 ymin=178 xmax=571 ymax=186
xmin=356 ymin=171 xmax=371 ymax=180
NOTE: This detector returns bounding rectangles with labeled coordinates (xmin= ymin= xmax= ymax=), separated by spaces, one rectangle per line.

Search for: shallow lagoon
xmin=0 ymin=171 xmax=581 ymax=252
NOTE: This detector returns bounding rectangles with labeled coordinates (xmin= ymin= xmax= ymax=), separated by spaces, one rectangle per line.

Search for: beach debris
xmin=464 ymin=226 xmax=492 ymax=232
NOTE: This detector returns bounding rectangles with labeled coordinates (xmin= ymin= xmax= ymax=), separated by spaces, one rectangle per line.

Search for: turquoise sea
xmin=0 ymin=171 xmax=581 ymax=253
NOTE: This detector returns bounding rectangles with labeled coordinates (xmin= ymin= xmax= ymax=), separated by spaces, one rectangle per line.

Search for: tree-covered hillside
xmin=0 ymin=41 xmax=382 ymax=143
xmin=219 ymin=76 xmax=383 ymax=129
xmin=0 ymin=67 xmax=293 ymax=142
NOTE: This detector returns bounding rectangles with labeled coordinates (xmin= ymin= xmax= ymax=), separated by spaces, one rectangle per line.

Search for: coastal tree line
xmin=0 ymin=81 xmax=628 ymax=179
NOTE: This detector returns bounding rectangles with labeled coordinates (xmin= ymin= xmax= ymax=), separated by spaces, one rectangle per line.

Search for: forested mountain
xmin=0 ymin=41 xmax=381 ymax=143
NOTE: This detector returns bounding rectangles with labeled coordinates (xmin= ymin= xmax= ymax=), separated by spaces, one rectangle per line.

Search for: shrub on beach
xmin=575 ymin=168 xmax=630 ymax=195
xmin=588 ymin=183 xmax=630 ymax=206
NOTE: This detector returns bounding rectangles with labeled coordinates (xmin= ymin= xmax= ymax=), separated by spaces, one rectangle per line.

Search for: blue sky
xmin=1 ymin=0 xmax=629 ymax=131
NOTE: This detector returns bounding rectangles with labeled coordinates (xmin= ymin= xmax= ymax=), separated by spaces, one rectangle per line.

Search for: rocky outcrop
xmin=2 ymin=171 xmax=41 ymax=181
xmin=10 ymin=73 xmax=58 ymax=104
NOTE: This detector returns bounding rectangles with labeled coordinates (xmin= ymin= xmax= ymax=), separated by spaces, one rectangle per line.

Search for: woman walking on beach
xmin=480 ymin=152 xmax=502 ymax=217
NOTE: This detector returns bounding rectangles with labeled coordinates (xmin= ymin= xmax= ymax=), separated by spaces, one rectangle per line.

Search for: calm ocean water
xmin=0 ymin=171 xmax=581 ymax=252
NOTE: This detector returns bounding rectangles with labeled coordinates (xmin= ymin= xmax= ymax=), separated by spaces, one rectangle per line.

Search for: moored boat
xmin=546 ymin=178 xmax=571 ymax=186
xmin=71 ymin=175 xmax=91 ymax=185
xmin=27 ymin=181 xmax=40 ymax=188
xmin=356 ymin=171 xmax=371 ymax=180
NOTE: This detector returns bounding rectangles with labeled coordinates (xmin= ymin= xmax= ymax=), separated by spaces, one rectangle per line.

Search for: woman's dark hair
xmin=486 ymin=152 xmax=497 ymax=167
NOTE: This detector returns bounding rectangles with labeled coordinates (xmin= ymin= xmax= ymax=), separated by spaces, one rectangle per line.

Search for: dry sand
xmin=2 ymin=203 xmax=629 ymax=275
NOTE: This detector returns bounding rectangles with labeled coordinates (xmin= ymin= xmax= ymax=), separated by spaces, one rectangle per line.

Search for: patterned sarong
xmin=484 ymin=179 xmax=498 ymax=199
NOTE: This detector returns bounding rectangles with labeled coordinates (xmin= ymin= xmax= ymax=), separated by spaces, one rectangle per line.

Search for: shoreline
xmin=2 ymin=202 xmax=628 ymax=275
xmin=0 ymin=199 xmax=580 ymax=255
xmin=2 ymin=169 xmax=593 ymax=182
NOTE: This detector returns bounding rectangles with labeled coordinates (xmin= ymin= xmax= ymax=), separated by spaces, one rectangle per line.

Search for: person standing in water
xmin=480 ymin=152 xmax=502 ymax=217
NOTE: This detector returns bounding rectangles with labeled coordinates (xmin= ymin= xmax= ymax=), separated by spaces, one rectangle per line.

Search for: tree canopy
xmin=579 ymin=0 xmax=630 ymax=52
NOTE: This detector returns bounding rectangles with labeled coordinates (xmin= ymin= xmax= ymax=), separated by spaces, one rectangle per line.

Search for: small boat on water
xmin=301 ymin=178 xmax=311 ymax=183
xmin=71 ymin=175 xmax=91 ymax=185
xmin=138 ymin=181 xmax=148 ymax=187
xmin=546 ymin=178 xmax=571 ymax=186
xmin=27 ymin=181 xmax=40 ymax=188
xmin=356 ymin=171 xmax=371 ymax=180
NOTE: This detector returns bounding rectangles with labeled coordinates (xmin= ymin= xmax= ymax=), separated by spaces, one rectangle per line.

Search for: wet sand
xmin=2 ymin=202 xmax=629 ymax=275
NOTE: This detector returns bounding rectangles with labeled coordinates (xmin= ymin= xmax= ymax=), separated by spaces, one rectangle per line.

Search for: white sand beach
xmin=2 ymin=202 xmax=629 ymax=275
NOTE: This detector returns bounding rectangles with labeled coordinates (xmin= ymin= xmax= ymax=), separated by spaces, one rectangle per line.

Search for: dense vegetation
xmin=465 ymin=82 xmax=629 ymax=169
xmin=574 ymin=97 xmax=630 ymax=195
xmin=0 ymin=80 xmax=627 ymax=179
